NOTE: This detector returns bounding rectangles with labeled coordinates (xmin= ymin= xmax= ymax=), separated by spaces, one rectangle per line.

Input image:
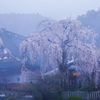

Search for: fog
xmin=0 ymin=0 xmax=100 ymax=20
xmin=0 ymin=0 xmax=100 ymax=98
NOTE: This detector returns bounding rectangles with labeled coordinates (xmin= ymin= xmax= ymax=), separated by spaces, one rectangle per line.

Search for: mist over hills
xmin=0 ymin=13 xmax=49 ymax=36
xmin=77 ymin=8 xmax=100 ymax=47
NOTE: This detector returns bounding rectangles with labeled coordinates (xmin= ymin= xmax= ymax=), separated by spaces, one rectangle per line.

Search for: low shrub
xmin=6 ymin=97 xmax=16 ymax=100
xmin=68 ymin=96 xmax=82 ymax=100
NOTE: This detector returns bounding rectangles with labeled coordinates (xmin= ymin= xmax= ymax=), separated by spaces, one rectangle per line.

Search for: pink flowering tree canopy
xmin=20 ymin=19 xmax=98 ymax=86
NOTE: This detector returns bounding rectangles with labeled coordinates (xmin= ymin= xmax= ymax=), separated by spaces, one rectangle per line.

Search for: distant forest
xmin=0 ymin=13 xmax=49 ymax=36
xmin=77 ymin=8 xmax=100 ymax=47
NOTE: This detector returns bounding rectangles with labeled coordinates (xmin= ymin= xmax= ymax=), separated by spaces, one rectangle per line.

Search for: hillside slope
xmin=0 ymin=13 xmax=49 ymax=36
xmin=77 ymin=9 xmax=100 ymax=47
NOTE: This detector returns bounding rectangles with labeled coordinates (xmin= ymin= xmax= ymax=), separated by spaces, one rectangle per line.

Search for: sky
xmin=0 ymin=0 xmax=100 ymax=20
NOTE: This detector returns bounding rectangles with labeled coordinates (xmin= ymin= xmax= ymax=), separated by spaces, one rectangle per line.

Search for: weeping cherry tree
xmin=20 ymin=19 xmax=98 ymax=87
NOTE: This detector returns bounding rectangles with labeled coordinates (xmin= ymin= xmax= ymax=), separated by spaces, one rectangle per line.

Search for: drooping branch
xmin=20 ymin=19 xmax=98 ymax=85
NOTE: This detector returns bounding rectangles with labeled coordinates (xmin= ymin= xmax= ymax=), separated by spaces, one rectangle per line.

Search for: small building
xmin=0 ymin=29 xmax=25 ymax=84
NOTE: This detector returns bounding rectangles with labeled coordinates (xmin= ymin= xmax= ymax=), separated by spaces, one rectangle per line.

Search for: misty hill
xmin=77 ymin=8 xmax=100 ymax=47
xmin=0 ymin=28 xmax=25 ymax=76
xmin=0 ymin=13 xmax=49 ymax=36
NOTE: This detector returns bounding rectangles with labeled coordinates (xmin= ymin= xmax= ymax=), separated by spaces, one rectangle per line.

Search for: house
xmin=0 ymin=28 xmax=25 ymax=84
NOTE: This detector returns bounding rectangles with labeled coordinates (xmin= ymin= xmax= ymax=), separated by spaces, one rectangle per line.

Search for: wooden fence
xmin=62 ymin=91 xmax=100 ymax=100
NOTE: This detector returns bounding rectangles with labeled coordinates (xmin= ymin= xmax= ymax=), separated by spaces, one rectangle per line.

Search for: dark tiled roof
xmin=0 ymin=29 xmax=26 ymax=75
xmin=0 ymin=28 xmax=26 ymax=59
